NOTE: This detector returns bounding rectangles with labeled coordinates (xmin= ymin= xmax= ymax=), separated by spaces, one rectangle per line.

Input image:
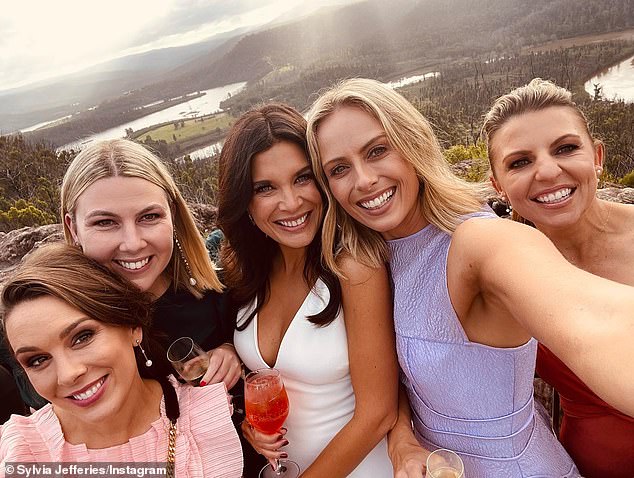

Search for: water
xmin=585 ymin=55 xmax=634 ymax=102
xmin=386 ymin=71 xmax=439 ymax=89
xmin=58 ymin=81 xmax=246 ymax=151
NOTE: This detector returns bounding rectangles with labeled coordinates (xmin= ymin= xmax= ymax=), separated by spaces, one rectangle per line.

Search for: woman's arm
xmin=300 ymin=257 xmax=399 ymax=477
xmin=387 ymin=383 xmax=430 ymax=478
xmin=453 ymin=217 xmax=634 ymax=416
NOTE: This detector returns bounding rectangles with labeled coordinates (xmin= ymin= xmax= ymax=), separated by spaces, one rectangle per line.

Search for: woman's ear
xmin=64 ymin=213 xmax=80 ymax=245
xmin=490 ymin=174 xmax=502 ymax=195
xmin=593 ymin=140 xmax=605 ymax=171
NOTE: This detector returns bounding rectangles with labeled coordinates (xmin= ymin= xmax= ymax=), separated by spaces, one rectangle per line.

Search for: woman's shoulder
xmin=334 ymin=250 xmax=387 ymax=284
xmin=1 ymin=405 xmax=60 ymax=462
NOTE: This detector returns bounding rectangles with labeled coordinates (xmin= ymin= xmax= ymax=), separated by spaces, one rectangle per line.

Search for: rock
xmin=596 ymin=186 xmax=634 ymax=204
xmin=0 ymin=224 xmax=63 ymax=285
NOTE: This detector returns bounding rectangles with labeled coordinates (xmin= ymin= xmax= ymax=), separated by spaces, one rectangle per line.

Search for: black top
xmin=152 ymin=287 xmax=233 ymax=352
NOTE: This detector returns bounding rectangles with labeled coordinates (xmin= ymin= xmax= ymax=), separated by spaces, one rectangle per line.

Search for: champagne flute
xmin=166 ymin=337 xmax=209 ymax=386
xmin=245 ymin=368 xmax=300 ymax=478
xmin=426 ymin=448 xmax=465 ymax=478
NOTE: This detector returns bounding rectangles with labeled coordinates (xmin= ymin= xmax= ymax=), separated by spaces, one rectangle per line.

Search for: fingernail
xmin=280 ymin=453 xmax=288 ymax=458
xmin=280 ymin=428 xmax=287 ymax=434
xmin=199 ymin=381 xmax=207 ymax=387
xmin=282 ymin=440 xmax=289 ymax=446
xmin=276 ymin=434 xmax=284 ymax=441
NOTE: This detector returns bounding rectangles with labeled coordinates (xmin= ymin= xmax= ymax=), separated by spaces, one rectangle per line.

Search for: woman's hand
xmin=390 ymin=439 xmax=429 ymax=478
xmin=241 ymin=421 xmax=289 ymax=467
xmin=200 ymin=343 xmax=242 ymax=390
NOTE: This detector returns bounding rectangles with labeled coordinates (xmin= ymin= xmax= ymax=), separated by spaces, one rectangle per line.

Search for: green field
xmin=139 ymin=113 xmax=234 ymax=144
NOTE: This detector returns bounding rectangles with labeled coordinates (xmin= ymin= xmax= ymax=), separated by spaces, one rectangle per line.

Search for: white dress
xmin=234 ymin=279 xmax=393 ymax=477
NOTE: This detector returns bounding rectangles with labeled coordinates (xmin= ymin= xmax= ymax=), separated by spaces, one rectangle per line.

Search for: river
xmin=584 ymin=55 xmax=634 ymax=102
xmin=57 ymin=81 xmax=246 ymax=151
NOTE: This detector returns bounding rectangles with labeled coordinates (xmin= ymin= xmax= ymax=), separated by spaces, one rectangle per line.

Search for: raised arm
xmin=453 ymin=217 xmax=634 ymax=416
xmin=300 ymin=257 xmax=399 ymax=477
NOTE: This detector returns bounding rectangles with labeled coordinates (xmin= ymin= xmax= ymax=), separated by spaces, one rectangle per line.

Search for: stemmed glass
xmin=426 ymin=448 xmax=465 ymax=478
xmin=245 ymin=368 xmax=300 ymax=478
xmin=166 ymin=337 xmax=209 ymax=385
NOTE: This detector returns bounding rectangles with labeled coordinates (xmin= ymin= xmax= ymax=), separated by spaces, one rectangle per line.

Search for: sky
xmin=0 ymin=0 xmax=358 ymax=93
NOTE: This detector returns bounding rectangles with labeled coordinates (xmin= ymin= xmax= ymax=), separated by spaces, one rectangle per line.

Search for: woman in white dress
xmin=216 ymin=103 xmax=398 ymax=477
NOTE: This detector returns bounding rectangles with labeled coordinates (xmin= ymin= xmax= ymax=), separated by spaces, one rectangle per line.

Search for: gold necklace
xmin=166 ymin=419 xmax=177 ymax=478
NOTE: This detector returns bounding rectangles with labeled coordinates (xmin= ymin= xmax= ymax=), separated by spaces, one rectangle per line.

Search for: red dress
xmin=537 ymin=344 xmax=634 ymax=478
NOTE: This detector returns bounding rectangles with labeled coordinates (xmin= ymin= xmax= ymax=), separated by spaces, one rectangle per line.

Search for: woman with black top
xmin=58 ymin=138 xmax=264 ymax=475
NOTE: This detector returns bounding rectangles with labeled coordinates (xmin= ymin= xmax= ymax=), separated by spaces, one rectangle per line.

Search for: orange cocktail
xmin=245 ymin=370 xmax=289 ymax=434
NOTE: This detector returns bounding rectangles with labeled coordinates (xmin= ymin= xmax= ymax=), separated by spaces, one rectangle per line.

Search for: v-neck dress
xmin=234 ymin=279 xmax=393 ymax=477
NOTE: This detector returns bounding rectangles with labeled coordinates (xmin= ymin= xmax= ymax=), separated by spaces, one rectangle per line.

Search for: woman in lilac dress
xmin=304 ymin=78 xmax=634 ymax=477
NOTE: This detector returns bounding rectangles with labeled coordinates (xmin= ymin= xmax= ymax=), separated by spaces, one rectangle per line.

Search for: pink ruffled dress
xmin=0 ymin=381 xmax=242 ymax=478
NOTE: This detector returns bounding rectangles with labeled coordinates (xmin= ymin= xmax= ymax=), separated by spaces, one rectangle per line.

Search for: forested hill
xmin=23 ymin=0 xmax=634 ymax=147
xmin=127 ymin=0 xmax=634 ymax=97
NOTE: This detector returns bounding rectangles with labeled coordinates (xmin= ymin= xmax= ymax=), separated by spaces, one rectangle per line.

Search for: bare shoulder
xmin=335 ymin=251 xmax=387 ymax=287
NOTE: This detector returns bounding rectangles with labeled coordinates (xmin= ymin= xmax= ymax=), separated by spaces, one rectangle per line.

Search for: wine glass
xmin=166 ymin=337 xmax=209 ymax=386
xmin=426 ymin=448 xmax=465 ymax=478
xmin=245 ymin=368 xmax=300 ymax=478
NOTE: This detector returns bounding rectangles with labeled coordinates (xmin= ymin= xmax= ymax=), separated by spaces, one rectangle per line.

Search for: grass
xmin=141 ymin=113 xmax=235 ymax=144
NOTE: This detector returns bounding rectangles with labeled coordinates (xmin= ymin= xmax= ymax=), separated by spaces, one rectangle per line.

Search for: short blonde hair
xmin=61 ymin=139 xmax=221 ymax=296
xmin=306 ymin=78 xmax=487 ymax=274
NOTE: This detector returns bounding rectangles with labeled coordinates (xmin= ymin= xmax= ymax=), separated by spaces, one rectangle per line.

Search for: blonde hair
xmin=61 ymin=139 xmax=221 ymax=296
xmin=306 ymin=78 xmax=487 ymax=274
xmin=482 ymin=78 xmax=596 ymax=224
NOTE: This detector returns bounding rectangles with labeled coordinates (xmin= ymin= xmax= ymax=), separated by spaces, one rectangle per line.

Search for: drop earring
xmin=174 ymin=232 xmax=197 ymax=286
xmin=500 ymin=194 xmax=512 ymax=214
xmin=136 ymin=339 xmax=153 ymax=367
xmin=248 ymin=213 xmax=255 ymax=225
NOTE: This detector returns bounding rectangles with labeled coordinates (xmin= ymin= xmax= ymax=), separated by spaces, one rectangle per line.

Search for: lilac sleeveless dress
xmin=388 ymin=215 xmax=579 ymax=477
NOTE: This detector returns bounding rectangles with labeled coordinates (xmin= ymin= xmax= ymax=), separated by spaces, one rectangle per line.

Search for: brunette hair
xmin=306 ymin=78 xmax=488 ymax=274
xmin=61 ymin=139 xmax=221 ymax=297
xmin=0 ymin=243 xmax=179 ymax=420
xmin=216 ymin=103 xmax=341 ymax=329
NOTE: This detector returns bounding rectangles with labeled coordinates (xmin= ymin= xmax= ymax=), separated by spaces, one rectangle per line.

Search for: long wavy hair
xmin=61 ymin=139 xmax=221 ymax=297
xmin=306 ymin=78 xmax=489 ymax=275
xmin=0 ymin=243 xmax=179 ymax=421
xmin=217 ymin=103 xmax=341 ymax=329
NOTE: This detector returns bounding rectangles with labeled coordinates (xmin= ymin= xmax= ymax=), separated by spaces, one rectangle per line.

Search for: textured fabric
xmin=537 ymin=344 xmax=634 ymax=477
xmin=0 ymin=381 xmax=243 ymax=477
xmin=234 ymin=279 xmax=393 ymax=477
xmin=388 ymin=215 xmax=580 ymax=477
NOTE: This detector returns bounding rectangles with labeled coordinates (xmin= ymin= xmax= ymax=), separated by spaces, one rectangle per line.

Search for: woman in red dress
xmin=483 ymin=78 xmax=634 ymax=478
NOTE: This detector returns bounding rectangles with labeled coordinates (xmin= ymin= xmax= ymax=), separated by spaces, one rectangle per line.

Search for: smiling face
xmin=490 ymin=106 xmax=602 ymax=230
xmin=66 ymin=176 xmax=174 ymax=297
xmin=6 ymin=295 xmax=142 ymax=425
xmin=248 ymin=141 xmax=323 ymax=252
xmin=315 ymin=106 xmax=424 ymax=239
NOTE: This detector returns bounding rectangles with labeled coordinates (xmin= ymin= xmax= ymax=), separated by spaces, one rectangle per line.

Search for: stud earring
xmin=136 ymin=339 xmax=153 ymax=367
xmin=174 ymin=232 xmax=197 ymax=286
